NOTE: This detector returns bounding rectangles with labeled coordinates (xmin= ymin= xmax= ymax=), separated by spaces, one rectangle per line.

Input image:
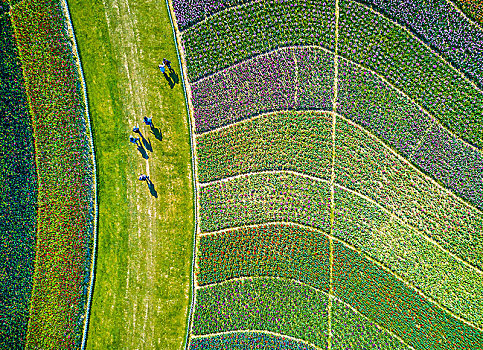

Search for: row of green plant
xmin=334 ymin=119 xmax=483 ymax=271
xmin=180 ymin=0 xmax=482 ymax=150
xmin=10 ymin=0 xmax=95 ymax=348
xmin=333 ymin=187 xmax=483 ymax=328
xmin=199 ymin=172 xmax=331 ymax=233
xmin=191 ymin=47 xmax=334 ymax=133
xmin=182 ymin=0 xmax=335 ymax=81
xmin=333 ymin=243 xmax=483 ymax=350
xmin=192 ymin=278 xmax=329 ymax=348
xmin=196 ymin=110 xmax=333 ymax=182
xmin=0 ymin=12 xmax=37 ymax=349
xmin=189 ymin=331 xmax=314 ymax=350
xmin=338 ymin=0 xmax=483 ymax=149
xmin=196 ymin=224 xmax=329 ymax=290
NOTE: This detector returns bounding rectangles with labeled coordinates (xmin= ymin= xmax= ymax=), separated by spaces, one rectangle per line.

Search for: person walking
xmin=129 ymin=136 xmax=140 ymax=145
xmin=139 ymin=174 xmax=150 ymax=183
xmin=133 ymin=125 xmax=140 ymax=133
xmin=143 ymin=116 xmax=153 ymax=126
xmin=158 ymin=63 xmax=166 ymax=73
xmin=163 ymin=58 xmax=172 ymax=71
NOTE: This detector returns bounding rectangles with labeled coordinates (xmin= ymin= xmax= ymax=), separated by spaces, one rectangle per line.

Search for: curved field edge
xmin=68 ymin=0 xmax=194 ymax=348
xmin=165 ymin=0 xmax=200 ymax=349
xmin=9 ymin=0 xmax=96 ymax=348
xmin=0 ymin=12 xmax=37 ymax=349
xmin=59 ymin=0 xmax=99 ymax=348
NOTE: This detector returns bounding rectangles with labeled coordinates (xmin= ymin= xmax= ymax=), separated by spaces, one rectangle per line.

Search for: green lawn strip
xmin=0 ymin=12 xmax=37 ymax=349
xmin=196 ymin=111 xmax=332 ymax=183
xmin=331 ymin=298 xmax=408 ymax=349
xmin=199 ymin=172 xmax=331 ymax=233
xmin=197 ymin=224 xmax=329 ymax=292
xmin=333 ymin=242 xmax=483 ymax=349
xmin=191 ymin=277 xmax=329 ymax=348
xmin=68 ymin=0 xmax=193 ymax=348
xmin=10 ymin=0 xmax=95 ymax=347
xmin=335 ymin=116 xmax=483 ymax=270
xmin=339 ymin=0 xmax=483 ymax=149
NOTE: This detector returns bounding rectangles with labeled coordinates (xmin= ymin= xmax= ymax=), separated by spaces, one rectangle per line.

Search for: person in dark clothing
xmin=130 ymin=136 xmax=140 ymax=145
xmin=139 ymin=174 xmax=148 ymax=181
xmin=163 ymin=58 xmax=172 ymax=71
xmin=143 ymin=116 xmax=153 ymax=126
xmin=133 ymin=125 xmax=140 ymax=133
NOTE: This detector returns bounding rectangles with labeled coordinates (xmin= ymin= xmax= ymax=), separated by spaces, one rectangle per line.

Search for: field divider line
xmin=328 ymin=0 xmax=339 ymax=348
xmin=191 ymin=329 xmax=322 ymax=350
xmin=199 ymin=168 xmax=483 ymax=269
xmin=59 ymin=1 xmax=98 ymax=349
xmin=165 ymin=1 xmax=201 ymax=349
xmin=445 ymin=0 xmax=483 ymax=31
xmin=194 ymin=276 xmax=414 ymax=349
xmin=190 ymin=42 xmax=481 ymax=157
xmin=195 ymin=220 xmax=483 ymax=333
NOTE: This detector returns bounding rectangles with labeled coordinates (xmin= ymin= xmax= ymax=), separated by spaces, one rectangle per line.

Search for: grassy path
xmin=68 ymin=0 xmax=194 ymax=348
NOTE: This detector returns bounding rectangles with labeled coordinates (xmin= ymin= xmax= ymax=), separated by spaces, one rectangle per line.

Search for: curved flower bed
xmin=10 ymin=0 xmax=96 ymax=348
xmin=0 ymin=13 xmax=37 ymax=349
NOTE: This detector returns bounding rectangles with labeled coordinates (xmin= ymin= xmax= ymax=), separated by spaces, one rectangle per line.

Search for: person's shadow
xmin=147 ymin=179 xmax=158 ymax=198
xmin=163 ymin=72 xmax=175 ymax=89
xmin=169 ymin=69 xmax=179 ymax=85
xmin=137 ymin=145 xmax=149 ymax=159
xmin=149 ymin=126 xmax=163 ymax=141
xmin=137 ymin=131 xmax=153 ymax=152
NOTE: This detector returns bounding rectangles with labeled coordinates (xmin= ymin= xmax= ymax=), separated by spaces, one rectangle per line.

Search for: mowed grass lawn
xmin=68 ymin=0 xmax=194 ymax=348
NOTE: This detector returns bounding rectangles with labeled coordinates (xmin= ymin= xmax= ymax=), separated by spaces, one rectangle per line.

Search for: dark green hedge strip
xmin=197 ymin=223 xmax=329 ymax=291
xmin=0 ymin=13 xmax=37 ymax=350
xmin=333 ymin=242 xmax=483 ymax=350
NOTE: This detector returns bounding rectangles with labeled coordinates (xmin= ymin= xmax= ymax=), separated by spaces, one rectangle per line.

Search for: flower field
xmin=197 ymin=111 xmax=332 ymax=182
xmin=192 ymin=278 xmax=329 ymax=348
xmin=0 ymin=13 xmax=37 ymax=349
xmin=197 ymin=224 xmax=329 ymax=290
xmin=199 ymin=172 xmax=331 ymax=232
xmin=358 ymin=0 xmax=483 ymax=87
xmin=192 ymin=47 xmax=334 ymax=133
xmin=8 ymin=0 xmax=96 ymax=348
xmin=190 ymin=331 xmax=315 ymax=350
xmin=172 ymin=0 xmax=483 ymax=347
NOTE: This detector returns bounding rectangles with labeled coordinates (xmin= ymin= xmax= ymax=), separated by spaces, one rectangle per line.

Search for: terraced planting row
xmin=172 ymin=0 xmax=483 ymax=347
xmin=9 ymin=0 xmax=96 ymax=348
xmin=192 ymin=45 xmax=482 ymax=210
xmin=192 ymin=224 xmax=483 ymax=349
xmin=357 ymin=0 xmax=483 ymax=87
xmin=181 ymin=0 xmax=483 ymax=150
xmin=0 ymin=13 xmax=37 ymax=349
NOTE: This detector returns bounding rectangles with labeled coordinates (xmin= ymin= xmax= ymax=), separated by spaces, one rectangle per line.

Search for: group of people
xmin=129 ymin=116 xmax=155 ymax=182
xmin=130 ymin=58 xmax=173 ymax=186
